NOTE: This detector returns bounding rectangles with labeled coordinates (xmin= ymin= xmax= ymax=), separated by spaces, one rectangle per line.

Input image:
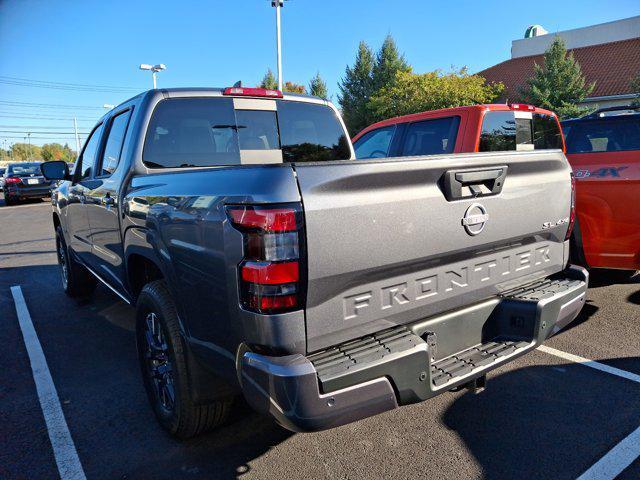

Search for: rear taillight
xmin=227 ymin=204 xmax=304 ymax=314
xmin=5 ymin=177 xmax=21 ymax=185
xmin=565 ymin=172 xmax=576 ymax=240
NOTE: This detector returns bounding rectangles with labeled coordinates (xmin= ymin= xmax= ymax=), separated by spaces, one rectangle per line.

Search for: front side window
xmin=564 ymin=117 xmax=640 ymax=153
xmin=99 ymin=110 xmax=131 ymax=176
xmin=354 ymin=126 xmax=395 ymax=159
xmin=402 ymin=117 xmax=460 ymax=156
xmin=79 ymin=123 xmax=104 ymax=180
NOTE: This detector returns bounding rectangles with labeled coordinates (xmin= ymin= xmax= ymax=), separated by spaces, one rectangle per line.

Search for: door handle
xmin=443 ymin=166 xmax=508 ymax=201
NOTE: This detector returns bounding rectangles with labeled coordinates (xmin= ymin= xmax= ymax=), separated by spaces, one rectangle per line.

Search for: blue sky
xmin=1 ymin=0 xmax=638 ymax=147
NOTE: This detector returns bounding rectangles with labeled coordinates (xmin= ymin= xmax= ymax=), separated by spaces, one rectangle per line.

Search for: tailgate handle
xmin=443 ymin=166 xmax=508 ymax=201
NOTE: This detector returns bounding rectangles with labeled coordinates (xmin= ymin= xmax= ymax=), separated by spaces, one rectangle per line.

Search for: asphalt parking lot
xmin=1 ymin=194 xmax=639 ymax=480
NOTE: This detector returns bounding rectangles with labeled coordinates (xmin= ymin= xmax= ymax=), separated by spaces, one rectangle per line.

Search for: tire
xmin=4 ymin=195 xmax=14 ymax=206
xmin=136 ymin=280 xmax=232 ymax=439
xmin=55 ymin=225 xmax=97 ymax=297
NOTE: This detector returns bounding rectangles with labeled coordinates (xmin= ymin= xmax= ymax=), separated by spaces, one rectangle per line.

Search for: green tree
xmin=520 ymin=37 xmax=595 ymax=118
xmin=260 ymin=68 xmax=278 ymax=90
xmin=309 ymin=72 xmax=328 ymax=99
xmin=283 ymin=81 xmax=306 ymax=94
xmin=338 ymin=41 xmax=375 ymax=135
xmin=40 ymin=143 xmax=76 ymax=162
xmin=10 ymin=142 xmax=42 ymax=161
xmin=371 ymin=34 xmax=411 ymax=94
xmin=369 ymin=68 xmax=504 ymax=119
xmin=630 ymin=72 xmax=640 ymax=107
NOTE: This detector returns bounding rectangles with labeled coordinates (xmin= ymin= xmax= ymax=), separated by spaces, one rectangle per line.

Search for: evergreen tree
xmin=371 ymin=34 xmax=411 ymax=93
xmin=260 ymin=68 xmax=278 ymax=90
xmin=309 ymin=72 xmax=328 ymax=99
xmin=520 ymin=37 xmax=595 ymax=118
xmin=338 ymin=41 xmax=375 ymax=135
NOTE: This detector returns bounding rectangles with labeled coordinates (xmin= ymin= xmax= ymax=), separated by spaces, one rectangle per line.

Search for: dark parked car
xmin=41 ymin=87 xmax=587 ymax=438
xmin=2 ymin=162 xmax=53 ymax=206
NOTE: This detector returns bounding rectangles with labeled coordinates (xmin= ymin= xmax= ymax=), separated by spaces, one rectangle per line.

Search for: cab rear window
xmin=563 ymin=117 xmax=640 ymax=153
xmin=479 ymin=111 xmax=563 ymax=152
xmin=143 ymin=97 xmax=351 ymax=168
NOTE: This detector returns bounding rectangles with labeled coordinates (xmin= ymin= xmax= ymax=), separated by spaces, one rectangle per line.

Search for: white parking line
xmin=538 ymin=344 xmax=640 ymax=479
xmin=10 ymin=286 xmax=86 ymax=480
xmin=538 ymin=345 xmax=640 ymax=383
xmin=576 ymin=426 xmax=640 ymax=480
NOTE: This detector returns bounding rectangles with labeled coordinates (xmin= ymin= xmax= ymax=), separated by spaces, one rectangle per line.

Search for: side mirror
xmin=41 ymin=161 xmax=70 ymax=181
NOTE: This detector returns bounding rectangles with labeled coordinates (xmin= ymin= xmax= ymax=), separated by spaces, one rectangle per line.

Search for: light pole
xmin=27 ymin=133 xmax=31 ymax=160
xmin=271 ymin=1 xmax=285 ymax=90
xmin=139 ymin=64 xmax=166 ymax=89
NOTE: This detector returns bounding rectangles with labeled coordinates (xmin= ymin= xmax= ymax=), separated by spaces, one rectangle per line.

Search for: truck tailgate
xmin=294 ymin=150 xmax=572 ymax=352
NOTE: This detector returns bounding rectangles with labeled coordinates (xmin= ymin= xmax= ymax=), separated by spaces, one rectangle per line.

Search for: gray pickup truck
xmin=41 ymin=87 xmax=588 ymax=438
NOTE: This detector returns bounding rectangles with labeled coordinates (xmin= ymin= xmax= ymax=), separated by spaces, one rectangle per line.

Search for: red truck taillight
xmin=565 ymin=172 xmax=576 ymax=240
xmin=226 ymin=205 xmax=304 ymax=314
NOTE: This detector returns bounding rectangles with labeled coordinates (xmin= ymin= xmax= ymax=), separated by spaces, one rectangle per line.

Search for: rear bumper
xmin=5 ymin=186 xmax=52 ymax=198
xmin=238 ymin=265 xmax=588 ymax=432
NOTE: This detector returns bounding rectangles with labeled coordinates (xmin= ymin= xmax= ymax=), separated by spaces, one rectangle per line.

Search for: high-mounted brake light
xmin=509 ymin=103 xmax=536 ymax=111
xmin=223 ymin=87 xmax=283 ymax=98
xmin=227 ymin=205 xmax=304 ymax=314
xmin=565 ymin=172 xmax=576 ymax=241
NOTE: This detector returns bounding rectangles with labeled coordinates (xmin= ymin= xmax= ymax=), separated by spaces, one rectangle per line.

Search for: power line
xmin=0 ymin=75 xmax=141 ymax=93
xmin=0 ymin=130 xmax=90 ymax=134
xmin=0 ymin=125 xmax=91 ymax=129
xmin=0 ymin=114 xmax=98 ymax=121
xmin=0 ymin=100 xmax=105 ymax=110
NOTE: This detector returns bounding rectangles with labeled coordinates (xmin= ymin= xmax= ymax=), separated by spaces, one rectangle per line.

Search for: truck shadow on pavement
xmin=442 ymin=357 xmax=640 ymax=480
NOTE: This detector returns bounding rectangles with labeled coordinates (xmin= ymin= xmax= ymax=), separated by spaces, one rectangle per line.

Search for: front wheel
xmin=55 ymin=225 xmax=97 ymax=297
xmin=136 ymin=280 xmax=232 ymax=439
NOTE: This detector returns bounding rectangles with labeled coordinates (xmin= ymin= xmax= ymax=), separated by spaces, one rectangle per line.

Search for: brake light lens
xmin=223 ymin=87 xmax=283 ymax=98
xmin=5 ymin=177 xmax=21 ymax=184
xmin=509 ymin=103 xmax=536 ymax=111
xmin=227 ymin=205 xmax=304 ymax=314
xmin=566 ymin=172 xmax=576 ymax=240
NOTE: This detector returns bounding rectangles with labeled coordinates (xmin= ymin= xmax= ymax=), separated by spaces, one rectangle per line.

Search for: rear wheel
xmin=136 ymin=280 xmax=232 ymax=439
xmin=4 ymin=194 xmax=15 ymax=206
xmin=55 ymin=225 xmax=97 ymax=297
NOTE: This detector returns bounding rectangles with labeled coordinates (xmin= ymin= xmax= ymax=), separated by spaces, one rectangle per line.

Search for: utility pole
xmin=27 ymin=133 xmax=31 ymax=160
xmin=272 ymin=1 xmax=284 ymax=90
xmin=73 ymin=117 xmax=80 ymax=155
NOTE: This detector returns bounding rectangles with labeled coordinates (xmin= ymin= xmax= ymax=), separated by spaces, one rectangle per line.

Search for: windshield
xmin=563 ymin=117 xmax=640 ymax=153
xmin=8 ymin=163 xmax=42 ymax=175
xmin=143 ymin=97 xmax=351 ymax=168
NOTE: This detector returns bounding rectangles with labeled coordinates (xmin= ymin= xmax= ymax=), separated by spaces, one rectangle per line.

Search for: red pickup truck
xmin=354 ymin=103 xmax=638 ymax=277
xmin=352 ymin=103 xmax=564 ymax=159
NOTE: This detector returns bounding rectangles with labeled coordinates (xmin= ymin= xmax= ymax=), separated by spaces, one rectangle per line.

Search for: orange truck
xmin=353 ymin=103 xmax=638 ymax=275
xmin=562 ymin=107 xmax=640 ymax=275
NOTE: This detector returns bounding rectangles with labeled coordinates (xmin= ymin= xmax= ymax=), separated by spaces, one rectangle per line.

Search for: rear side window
xmin=564 ymin=117 xmax=640 ymax=153
xmin=479 ymin=111 xmax=562 ymax=152
xmin=401 ymin=116 xmax=460 ymax=156
xmin=143 ymin=98 xmax=350 ymax=167
xmin=99 ymin=110 xmax=131 ymax=176
xmin=354 ymin=126 xmax=395 ymax=159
